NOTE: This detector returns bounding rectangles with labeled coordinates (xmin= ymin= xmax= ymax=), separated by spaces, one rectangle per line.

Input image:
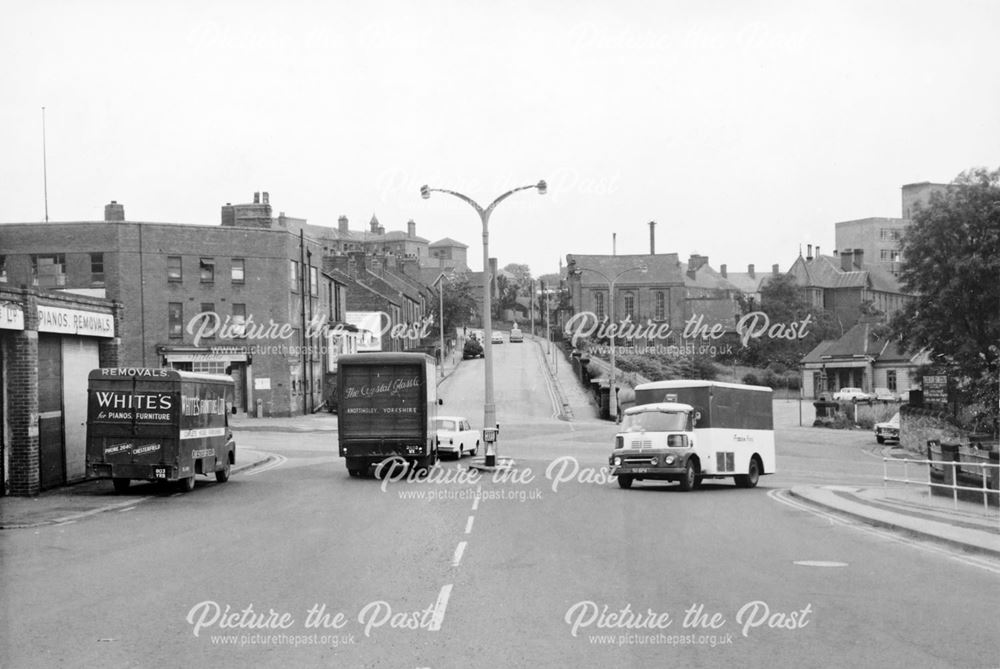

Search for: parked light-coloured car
xmin=833 ymin=387 xmax=874 ymax=403
xmin=874 ymin=387 xmax=901 ymax=402
xmin=875 ymin=412 xmax=900 ymax=444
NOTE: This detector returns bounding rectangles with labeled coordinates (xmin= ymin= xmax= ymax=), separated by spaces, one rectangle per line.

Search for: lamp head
xmin=536 ymin=180 xmax=547 ymax=195
xmin=420 ymin=185 xmax=431 ymax=200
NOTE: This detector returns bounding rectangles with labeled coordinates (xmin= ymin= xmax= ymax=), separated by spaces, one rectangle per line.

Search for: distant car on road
xmin=463 ymin=338 xmax=483 ymax=359
xmin=491 ymin=331 xmax=504 ymax=344
xmin=873 ymin=387 xmax=901 ymax=402
xmin=875 ymin=412 xmax=900 ymax=444
xmin=509 ymin=327 xmax=523 ymax=343
xmin=434 ymin=416 xmax=480 ymax=458
xmin=833 ymin=387 xmax=874 ymax=403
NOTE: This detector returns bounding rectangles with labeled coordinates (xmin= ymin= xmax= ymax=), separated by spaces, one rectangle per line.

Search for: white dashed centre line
xmin=452 ymin=541 xmax=467 ymax=567
xmin=465 ymin=515 xmax=475 ymax=534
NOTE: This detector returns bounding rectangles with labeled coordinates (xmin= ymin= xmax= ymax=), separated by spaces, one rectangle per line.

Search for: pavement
xmin=2 ymin=340 xmax=998 ymax=560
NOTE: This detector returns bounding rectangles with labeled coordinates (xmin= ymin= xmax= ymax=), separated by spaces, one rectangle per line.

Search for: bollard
xmin=256 ymin=398 xmax=263 ymax=418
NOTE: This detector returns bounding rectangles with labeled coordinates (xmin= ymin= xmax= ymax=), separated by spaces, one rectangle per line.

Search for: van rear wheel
xmin=215 ymin=459 xmax=231 ymax=483
xmin=178 ymin=476 xmax=196 ymax=493
xmin=736 ymin=458 xmax=761 ymax=488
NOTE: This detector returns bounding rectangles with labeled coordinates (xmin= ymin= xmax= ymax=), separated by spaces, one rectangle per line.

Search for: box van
xmin=337 ymin=352 xmax=439 ymax=477
xmin=86 ymin=368 xmax=236 ymax=493
xmin=509 ymin=326 xmax=523 ymax=343
xmin=609 ymin=380 xmax=775 ymax=490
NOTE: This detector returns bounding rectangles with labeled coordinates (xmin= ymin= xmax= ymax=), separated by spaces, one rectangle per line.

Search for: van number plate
xmin=631 ymin=467 xmax=649 ymax=473
xmin=155 ymin=468 xmax=166 ymax=479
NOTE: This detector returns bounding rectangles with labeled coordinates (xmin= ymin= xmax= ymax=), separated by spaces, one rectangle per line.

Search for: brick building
xmin=0 ymin=286 xmax=121 ymax=495
xmin=0 ymin=198 xmax=351 ymax=418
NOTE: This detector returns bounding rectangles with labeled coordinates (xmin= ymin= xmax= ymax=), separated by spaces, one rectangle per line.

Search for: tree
xmin=736 ymin=274 xmax=840 ymax=368
xmin=431 ymin=276 xmax=478 ymax=333
xmin=890 ymin=167 xmax=1000 ymax=428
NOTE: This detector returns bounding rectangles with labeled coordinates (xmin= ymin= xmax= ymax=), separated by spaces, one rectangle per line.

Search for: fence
xmin=882 ymin=447 xmax=1000 ymax=522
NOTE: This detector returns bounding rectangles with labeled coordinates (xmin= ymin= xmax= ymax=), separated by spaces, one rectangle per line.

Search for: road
xmin=1 ymin=340 xmax=998 ymax=668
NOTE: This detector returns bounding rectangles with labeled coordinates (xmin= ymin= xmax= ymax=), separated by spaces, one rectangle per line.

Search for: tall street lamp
xmin=421 ymin=181 xmax=547 ymax=438
xmin=572 ymin=263 xmax=647 ymax=420
xmin=432 ymin=270 xmax=456 ymax=379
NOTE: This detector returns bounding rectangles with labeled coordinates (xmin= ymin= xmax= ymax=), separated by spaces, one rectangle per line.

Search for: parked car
xmin=833 ymin=387 xmax=874 ymax=403
xmin=874 ymin=387 xmax=901 ymax=402
xmin=509 ymin=327 xmax=523 ymax=343
xmin=491 ymin=331 xmax=504 ymax=344
xmin=463 ymin=338 xmax=484 ymax=359
xmin=434 ymin=416 xmax=480 ymax=458
xmin=874 ymin=412 xmax=900 ymax=444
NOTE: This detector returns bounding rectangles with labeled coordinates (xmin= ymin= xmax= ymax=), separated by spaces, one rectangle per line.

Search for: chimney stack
xmin=853 ymin=248 xmax=864 ymax=269
xmin=815 ymin=245 xmax=820 ymax=257
xmin=720 ymin=263 xmax=727 ymax=278
xmin=253 ymin=192 xmax=260 ymax=204
xmin=338 ymin=215 xmax=349 ymax=233
xmin=407 ymin=219 xmax=416 ymax=238
xmin=104 ymin=200 xmax=125 ymax=222
xmin=806 ymin=244 xmax=813 ymax=260
xmin=841 ymin=249 xmax=853 ymax=271
xmin=612 ymin=233 xmax=617 ymax=256
xmin=772 ymin=264 xmax=779 ymax=276
xmin=649 ymin=220 xmax=656 ymax=255
xmin=748 ymin=264 xmax=755 ymax=278
xmin=262 ymin=191 xmax=269 ymax=205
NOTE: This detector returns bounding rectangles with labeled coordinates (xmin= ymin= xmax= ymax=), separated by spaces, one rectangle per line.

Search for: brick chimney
xmin=262 ymin=191 xmax=269 ymax=205
xmin=338 ymin=215 xmax=349 ymax=234
xmin=772 ymin=264 xmax=779 ymax=276
xmin=253 ymin=192 xmax=260 ymax=204
xmin=104 ymin=200 xmax=125 ymax=222
xmin=747 ymin=264 xmax=755 ymax=278
xmin=806 ymin=244 xmax=813 ymax=260
xmin=853 ymin=248 xmax=864 ymax=269
xmin=720 ymin=263 xmax=727 ymax=278
xmin=687 ymin=254 xmax=708 ymax=279
xmin=649 ymin=220 xmax=656 ymax=255
xmin=407 ymin=219 xmax=416 ymax=238
xmin=815 ymin=245 xmax=820 ymax=257
xmin=841 ymin=249 xmax=854 ymax=271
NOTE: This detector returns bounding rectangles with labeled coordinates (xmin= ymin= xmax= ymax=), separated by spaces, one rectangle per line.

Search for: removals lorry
xmin=609 ymin=380 xmax=775 ymax=490
xmin=337 ymin=352 xmax=439 ymax=477
xmin=86 ymin=368 xmax=236 ymax=493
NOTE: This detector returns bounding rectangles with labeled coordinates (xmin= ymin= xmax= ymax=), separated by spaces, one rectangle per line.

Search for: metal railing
xmin=882 ymin=456 xmax=1000 ymax=519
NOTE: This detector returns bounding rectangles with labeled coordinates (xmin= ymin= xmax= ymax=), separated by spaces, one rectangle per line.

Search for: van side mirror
xmin=438 ymin=398 xmax=443 ymax=405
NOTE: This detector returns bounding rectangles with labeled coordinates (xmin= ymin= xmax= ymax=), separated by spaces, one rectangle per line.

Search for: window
xmin=623 ymin=292 xmax=635 ymax=320
xmin=879 ymin=228 xmax=902 ymax=241
xmin=90 ymin=253 xmax=105 ymax=286
xmin=309 ymin=266 xmax=318 ymax=296
xmin=192 ymin=360 xmax=227 ymax=375
xmin=594 ymin=291 xmax=605 ymax=321
xmin=231 ymin=258 xmax=245 ymax=284
xmin=654 ymin=292 xmax=665 ymax=321
xmin=880 ymin=249 xmax=901 ymax=262
xmin=167 ymin=256 xmax=182 ymax=282
xmin=168 ymin=302 xmax=183 ymax=338
xmin=31 ymin=254 xmax=67 ymax=287
xmin=231 ymin=303 xmax=247 ymax=337
xmin=200 ymin=257 xmax=215 ymax=283
xmin=290 ymin=260 xmax=300 ymax=291
xmin=887 ymin=370 xmax=897 ymax=392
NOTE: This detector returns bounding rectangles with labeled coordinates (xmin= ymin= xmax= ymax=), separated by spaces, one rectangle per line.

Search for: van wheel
xmin=617 ymin=475 xmax=633 ymax=489
xmin=679 ymin=461 xmax=698 ymax=491
xmin=112 ymin=478 xmax=130 ymax=494
xmin=178 ymin=476 xmax=196 ymax=493
xmin=736 ymin=458 xmax=761 ymax=488
xmin=215 ymin=459 xmax=231 ymax=483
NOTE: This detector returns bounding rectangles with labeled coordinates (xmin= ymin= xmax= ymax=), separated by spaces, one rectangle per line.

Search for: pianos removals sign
xmin=37 ymin=305 xmax=114 ymax=338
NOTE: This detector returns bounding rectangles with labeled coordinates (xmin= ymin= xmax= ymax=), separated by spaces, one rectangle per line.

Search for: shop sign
xmin=37 ymin=305 xmax=114 ymax=337
xmin=1 ymin=303 xmax=24 ymax=330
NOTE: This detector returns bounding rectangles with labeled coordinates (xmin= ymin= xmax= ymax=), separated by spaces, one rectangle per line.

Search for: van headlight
xmin=613 ymin=456 xmax=622 ymax=466
xmin=663 ymin=454 xmax=676 ymax=466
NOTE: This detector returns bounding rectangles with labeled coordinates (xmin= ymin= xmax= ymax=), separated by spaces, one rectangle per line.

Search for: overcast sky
xmin=2 ymin=1 xmax=997 ymax=277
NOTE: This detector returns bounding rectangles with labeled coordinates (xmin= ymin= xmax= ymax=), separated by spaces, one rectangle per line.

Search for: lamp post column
xmin=439 ymin=277 xmax=445 ymax=379
xmin=608 ymin=279 xmax=617 ymax=421
xmin=480 ymin=211 xmax=496 ymax=430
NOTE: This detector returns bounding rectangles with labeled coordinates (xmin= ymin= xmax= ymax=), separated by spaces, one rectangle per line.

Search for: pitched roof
xmin=679 ymin=262 xmax=740 ymax=291
xmin=430 ymin=237 xmax=468 ymax=248
xmin=801 ymin=321 xmax=921 ymax=364
xmin=790 ymin=255 xmax=904 ymax=293
xmin=567 ymin=253 xmax=683 ymax=287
